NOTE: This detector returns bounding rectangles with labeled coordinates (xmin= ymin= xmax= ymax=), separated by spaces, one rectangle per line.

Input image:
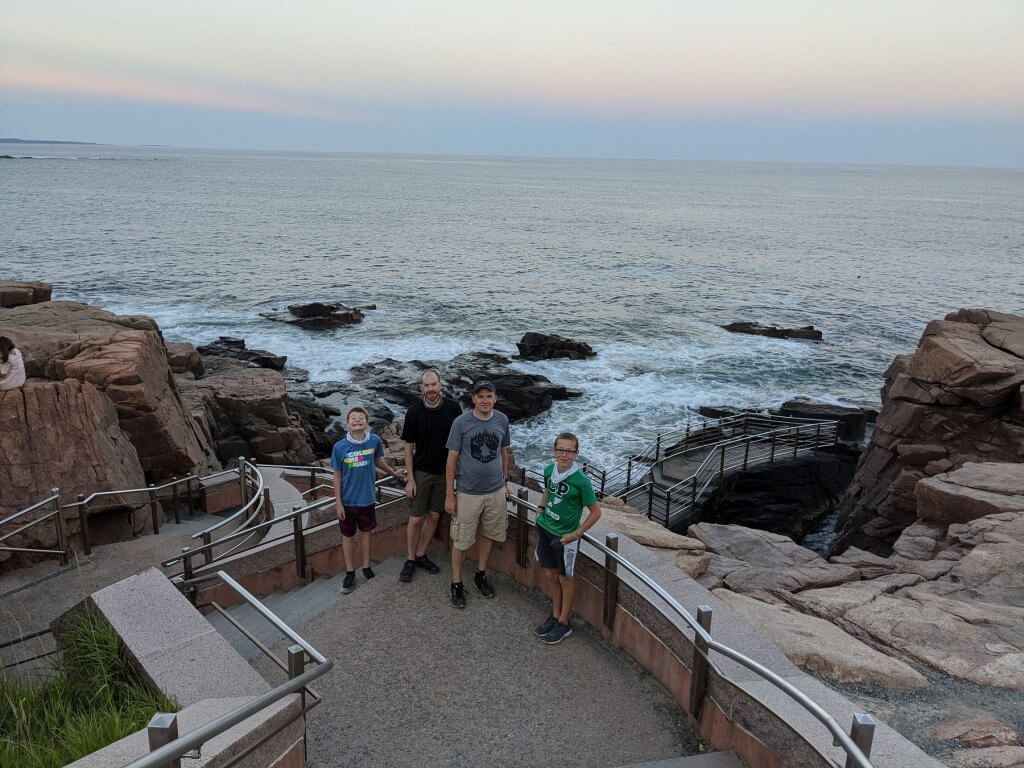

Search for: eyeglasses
xmin=553 ymin=448 xmax=577 ymax=454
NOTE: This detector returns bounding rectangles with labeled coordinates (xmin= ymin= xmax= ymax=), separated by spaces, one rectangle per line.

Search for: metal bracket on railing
xmin=147 ymin=713 xmax=182 ymax=768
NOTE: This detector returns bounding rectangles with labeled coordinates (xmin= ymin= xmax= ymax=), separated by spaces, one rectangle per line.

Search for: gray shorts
xmin=410 ymin=471 xmax=445 ymax=518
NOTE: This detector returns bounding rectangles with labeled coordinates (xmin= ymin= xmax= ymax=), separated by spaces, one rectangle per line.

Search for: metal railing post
xmin=815 ymin=423 xmax=821 ymax=448
xmin=600 ymin=470 xmax=607 ymax=496
xmin=663 ymin=490 xmax=671 ymax=527
xmin=646 ymin=484 xmax=654 ymax=519
xmin=238 ymin=457 xmax=248 ymax=505
xmin=77 ymin=493 xmax=92 ymax=556
xmin=309 ymin=464 xmax=317 ymax=498
xmin=181 ymin=548 xmax=196 ymax=605
xmin=516 ymin=489 xmax=529 ymax=568
xmin=685 ymin=422 xmax=690 ymax=447
xmin=718 ymin=447 xmax=725 ymax=484
xmin=793 ymin=427 xmax=800 ymax=459
xmin=148 ymin=483 xmax=160 ymax=535
xmin=293 ymin=505 xmax=306 ymax=581
xmin=201 ymin=532 xmax=213 ymax=564
xmin=625 ymin=458 xmax=632 ymax=489
xmin=742 ymin=441 xmax=750 ymax=471
xmin=187 ymin=475 xmax=196 ymax=517
xmin=770 ymin=435 xmax=776 ymax=463
xmin=842 ymin=714 xmax=876 ymax=768
xmin=655 ymin=435 xmax=661 ymax=462
xmin=691 ymin=476 xmax=697 ymax=508
xmin=171 ymin=477 xmax=181 ymax=524
xmin=52 ymin=488 xmax=69 ymax=565
xmin=602 ymin=533 xmax=619 ymax=629
xmin=147 ymin=713 xmax=181 ymax=768
xmin=688 ymin=605 xmax=713 ymax=720
xmin=834 ymin=421 xmax=840 ymax=446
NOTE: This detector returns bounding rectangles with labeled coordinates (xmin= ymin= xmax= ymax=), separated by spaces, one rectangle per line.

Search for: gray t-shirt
xmin=446 ymin=410 xmax=511 ymax=494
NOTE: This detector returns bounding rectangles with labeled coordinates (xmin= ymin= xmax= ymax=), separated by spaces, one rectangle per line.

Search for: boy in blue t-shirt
xmin=331 ymin=407 xmax=404 ymax=593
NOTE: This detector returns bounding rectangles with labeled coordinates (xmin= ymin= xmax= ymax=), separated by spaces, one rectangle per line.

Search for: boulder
xmin=165 ymin=341 xmax=204 ymax=379
xmin=0 ymin=301 xmax=219 ymax=479
xmin=0 ymin=380 xmax=149 ymax=568
xmin=721 ymin=321 xmax=822 ymax=340
xmin=196 ymin=336 xmax=285 ymax=370
xmin=0 ymin=280 xmax=51 ymax=307
xmin=777 ymin=398 xmax=875 ymax=442
xmin=179 ymin=366 xmax=314 ymax=465
xmin=924 ymin=715 xmax=1020 ymax=748
xmin=515 ymin=332 xmax=596 ymax=360
xmin=828 ymin=547 xmax=897 ymax=580
xmin=832 ymin=309 xmax=1024 ymax=556
xmin=915 ymin=463 xmax=1024 ymax=525
xmin=260 ymin=301 xmax=366 ymax=329
xmin=688 ymin=522 xmax=860 ymax=593
xmin=713 ymin=589 xmax=928 ymax=689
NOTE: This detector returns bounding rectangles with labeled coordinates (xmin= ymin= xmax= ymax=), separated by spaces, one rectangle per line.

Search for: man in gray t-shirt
xmin=444 ymin=380 xmax=511 ymax=608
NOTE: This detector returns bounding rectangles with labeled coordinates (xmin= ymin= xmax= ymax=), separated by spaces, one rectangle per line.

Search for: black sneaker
xmin=474 ymin=570 xmax=495 ymax=599
xmin=415 ymin=554 xmax=440 ymax=574
xmin=543 ymin=622 xmax=573 ymax=645
xmin=362 ymin=566 xmax=375 ymax=580
xmin=535 ymin=615 xmax=558 ymax=637
xmin=450 ymin=582 xmax=466 ymax=609
xmin=399 ymin=560 xmax=416 ymax=582
xmin=340 ymin=571 xmax=356 ymax=594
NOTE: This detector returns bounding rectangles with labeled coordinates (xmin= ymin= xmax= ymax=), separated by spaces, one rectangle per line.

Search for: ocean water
xmin=3 ymin=145 xmax=1023 ymax=469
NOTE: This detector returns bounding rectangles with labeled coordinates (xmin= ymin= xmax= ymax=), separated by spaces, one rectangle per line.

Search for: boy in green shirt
xmin=533 ymin=432 xmax=602 ymax=644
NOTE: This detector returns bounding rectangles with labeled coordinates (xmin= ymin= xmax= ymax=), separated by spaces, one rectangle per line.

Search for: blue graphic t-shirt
xmin=330 ymin=432 xmax=384 ymax=507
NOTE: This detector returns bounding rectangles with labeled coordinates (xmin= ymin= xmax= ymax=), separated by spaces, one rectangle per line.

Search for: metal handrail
xmin=123 ymin=570 xmax=332 ymax=768
xmin=507 ymin=494 xmax=873 ymax=768
xmin=192 ymin=460 xmax=266 ymax=539
xmin=0 ymin=492 xmax=60 ymax=528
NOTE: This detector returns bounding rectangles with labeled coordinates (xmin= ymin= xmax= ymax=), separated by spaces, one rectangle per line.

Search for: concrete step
xmin=618 ymin=750 xmax=747 ymax=768
xmin=206 ymin=555 xmax=403 ymax=661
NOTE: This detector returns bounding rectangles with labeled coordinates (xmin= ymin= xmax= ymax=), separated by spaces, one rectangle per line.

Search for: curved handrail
xmin=508 ymin=493 xmax=873 ymax=768
xmin=192 ymin=459 xmax=266 ymax=539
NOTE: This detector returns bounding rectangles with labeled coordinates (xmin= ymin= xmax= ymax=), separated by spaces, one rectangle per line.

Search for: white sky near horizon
xmin=1 ymin=0 xmax=1023 ymax=162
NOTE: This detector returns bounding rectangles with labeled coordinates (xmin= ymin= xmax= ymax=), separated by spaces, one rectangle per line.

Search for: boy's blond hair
xmin=346 ymin=406 xmax=370 ymax=422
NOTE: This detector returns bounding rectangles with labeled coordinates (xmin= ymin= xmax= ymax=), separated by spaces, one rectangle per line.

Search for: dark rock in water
xmin=288 ymin=396 xmax=344 ymax=457
xmin=260 ymin=301 xmax=366 ymax=329
xmin=516 ymin=332 xmax=596 ymax=360
xmin=722 ymin=321 xmax=823 ymax=340
xmin=197 ymin=336 xmax=286 ymax=370
xmin=777 ymin=398 xmax=876 ymax=443
xmin=349 ymin=352 xmax=579 ymax=422
xmin=695 ymin=446 xmax=860 ymax=554
xmin=283 ymin=366 xmax=310 ymax=384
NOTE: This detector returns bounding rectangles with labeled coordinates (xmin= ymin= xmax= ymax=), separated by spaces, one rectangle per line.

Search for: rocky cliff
xmin=832 ymin=309 xmax=1024 ymax=556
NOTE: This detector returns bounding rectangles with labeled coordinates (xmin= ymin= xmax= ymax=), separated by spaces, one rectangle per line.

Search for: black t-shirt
xmin=401 ymin=397 xmax=463 ymax=475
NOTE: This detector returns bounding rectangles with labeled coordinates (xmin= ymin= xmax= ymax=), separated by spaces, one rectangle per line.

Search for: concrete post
xmin=602 ymin=533 xmax=619 ymax=629
xmin=147 ymin=712 xmax=181 ymax=768
xmin=688 ymin=605 xmax=713 ymax=720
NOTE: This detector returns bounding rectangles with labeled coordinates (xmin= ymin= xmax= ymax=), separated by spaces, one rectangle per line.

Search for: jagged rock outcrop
xmin=178 ymin=364 xmax=315 ymax=465
xmin=0 ymin=301 xmax=219 ymax=479
xmin=515 ymin=332 xmax=596 ymax=360
xmin=832 ymin=309 xmax=1024 ymax=556
xmin=0 ymin=380 xmax=149 ymax=568
xmin=721 ymin=321 xmax=822 ymax=340
xmin=260 ymin=301 xmax=367 ymax=329
xmin=165 ymin=341 xmax=204 ymax=379
xmin=0 ymin=280 xmax=51 ymax=307
xmin=196 ymin=336 xmax=285 ymax=370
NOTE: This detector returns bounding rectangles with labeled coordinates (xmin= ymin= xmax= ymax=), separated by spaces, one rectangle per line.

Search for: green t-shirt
xmin=537 ymin=464 xmax=598 ymax=536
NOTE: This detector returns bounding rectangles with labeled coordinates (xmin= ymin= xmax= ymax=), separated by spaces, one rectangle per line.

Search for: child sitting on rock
xmin=533 ymin=432 xmax=602 ymax=644
xmin=331 ymin=406 xmax=404 ymax=593
xmin=0 ymin=336 xmax=26 ymax=391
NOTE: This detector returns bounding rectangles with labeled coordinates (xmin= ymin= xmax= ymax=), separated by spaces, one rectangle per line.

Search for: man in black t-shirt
xmin=399 ymin=369 xmax=463 ymax=582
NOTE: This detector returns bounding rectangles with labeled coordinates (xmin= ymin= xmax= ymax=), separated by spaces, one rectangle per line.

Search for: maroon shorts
xmin=338 ymin=504 xmax=377 ymax=538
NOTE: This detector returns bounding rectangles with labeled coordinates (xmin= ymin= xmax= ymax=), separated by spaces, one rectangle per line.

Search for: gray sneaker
xmin=340 ymin=571 xmax=356 ymax=594
xmin=543 ymin=622 xmax=573 ymax=645
xmin=535 ymin=615 xmax=558 ymax=637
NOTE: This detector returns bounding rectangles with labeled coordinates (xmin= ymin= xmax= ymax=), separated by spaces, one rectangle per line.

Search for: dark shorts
xmin=410 ymin=470 xmax=445 ymax=518
xmin=338 ymin=504 xmax=377 ymax=538
xmin=535 ymin=526 xmax=580 ymax=578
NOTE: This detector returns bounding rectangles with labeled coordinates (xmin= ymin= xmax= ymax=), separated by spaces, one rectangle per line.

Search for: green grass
xmin=1 ymin=609 xmax=178 ymax=768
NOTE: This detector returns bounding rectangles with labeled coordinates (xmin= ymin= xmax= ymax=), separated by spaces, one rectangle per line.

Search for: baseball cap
xmin=472 ymin=380 xmax=497 ymax=394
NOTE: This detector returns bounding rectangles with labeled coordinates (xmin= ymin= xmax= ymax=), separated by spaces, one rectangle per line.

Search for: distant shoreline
xmin=0 ymin=137 xmax=98 ymax=145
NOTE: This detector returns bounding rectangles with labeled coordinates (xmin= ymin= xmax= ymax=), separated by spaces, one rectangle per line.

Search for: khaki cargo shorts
xmin=451 ymin=488 xmax=508 ymax=550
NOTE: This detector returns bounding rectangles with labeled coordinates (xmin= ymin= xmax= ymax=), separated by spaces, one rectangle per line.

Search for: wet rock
xmin=688 ymin=522 xmax=860 ymax=593
xmin=515 ymin=332 xmax=596 ymax=360
xmin=0 ymin=280 xmax=51 ymax=307
xmin=832 ymin=309 xmax=1024 ymax=556
xmin=777 ymin=398 xmax=875 ymax=442
xmin=721 ymin=321 xmax=823 ymax=340
xmin=260 ymin=301 xmax=366 ymax=330
xmin=0 ymin=301 xmax=219 ymax=479
xmin=166 ymin=341 xmax=204 ymax=379
xmin=714 ymin=589 xmax=928 ymax=689
xmin=197 ymin=336 xmax=286 ymax=370
xmin=287 ymin=396 xmax=343 ymax=457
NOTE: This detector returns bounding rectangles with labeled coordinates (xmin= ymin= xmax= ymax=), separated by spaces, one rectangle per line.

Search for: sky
xmin=1 ymin=0 xmax=1022 ymax=164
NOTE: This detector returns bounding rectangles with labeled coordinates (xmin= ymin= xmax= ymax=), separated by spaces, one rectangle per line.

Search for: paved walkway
xmin=251 ymin=555 xmax=701 ymax=768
